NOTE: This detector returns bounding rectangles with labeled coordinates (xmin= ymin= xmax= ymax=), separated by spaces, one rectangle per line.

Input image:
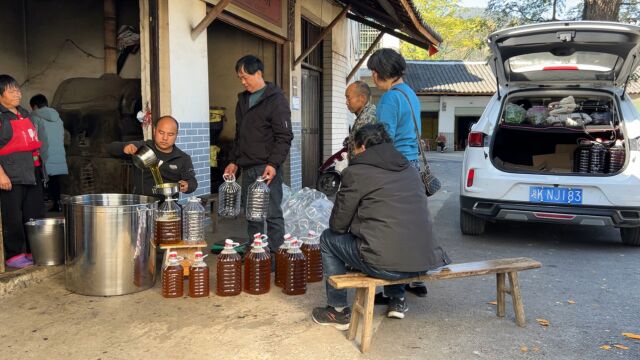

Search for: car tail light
xmin=468 ymin=132 xmax=484 ymax=147
xmin=466 ymin=168 xmax=475 ymax=187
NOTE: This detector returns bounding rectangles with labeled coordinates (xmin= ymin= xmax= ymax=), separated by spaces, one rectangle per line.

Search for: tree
xmin=486 ymin=0 xmax=575 ymax=27
xmin=400 ymin=0 xmax=496 ymax=61
xmin=583 ymin=0 xmax=623 ymax=21
xmin=487 ymin=0 xmax=638 ymax=24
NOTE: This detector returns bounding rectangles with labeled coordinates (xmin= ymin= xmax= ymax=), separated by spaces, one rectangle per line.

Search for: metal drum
xmin=63 ymin=194 xmax=158 ymax=296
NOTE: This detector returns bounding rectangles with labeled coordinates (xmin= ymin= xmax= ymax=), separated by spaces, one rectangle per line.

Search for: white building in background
xmin=360 ymin=61 xmax=495 ymax=151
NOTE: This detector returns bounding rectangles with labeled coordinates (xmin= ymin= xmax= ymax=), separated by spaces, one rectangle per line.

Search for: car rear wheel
xmin=460 ymin=210 xmax=486 ymax=235
xmin=620 ymin=227 xmax=640 ymax=246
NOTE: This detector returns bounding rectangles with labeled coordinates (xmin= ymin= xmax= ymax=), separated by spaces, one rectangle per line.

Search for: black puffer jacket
xmin=107 ymin=140 xmax=197 ymax=197
xmin=330 ymin=142 xmax=449 ymax=272
xmin=230 ymin=82 xmax=293 ymax=168
xmin=0 ymin=105 xmax=40 ymax=185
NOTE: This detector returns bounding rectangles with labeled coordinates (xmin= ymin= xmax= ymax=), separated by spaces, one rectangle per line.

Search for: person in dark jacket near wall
xmin=0 ymin=75 xmax=46 ymax=269
xmin=224 ymin=55 xmax=293 ymax=253
xmin=107 ymin=115 xmax=198 ymax=197
xmin=312 ymin=124 xmax=450 ymax=329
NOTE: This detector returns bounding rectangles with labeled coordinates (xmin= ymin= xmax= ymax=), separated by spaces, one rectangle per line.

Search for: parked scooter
xmin=316 ymin=147 xmax=348 ymax=196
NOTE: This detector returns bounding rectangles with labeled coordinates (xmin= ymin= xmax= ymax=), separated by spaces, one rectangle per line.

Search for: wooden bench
xmin=328 ymin=257 xmax=542 ymax=353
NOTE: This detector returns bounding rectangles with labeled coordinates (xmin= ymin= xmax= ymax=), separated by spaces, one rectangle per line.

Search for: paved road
xmin=0 ymin=152 xmax=638 ymax=359
xmin=371 ymin=151 xmax=640 ymax=359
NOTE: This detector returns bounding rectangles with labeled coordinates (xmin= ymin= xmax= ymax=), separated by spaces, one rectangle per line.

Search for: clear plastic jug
xmin=246 ymin=176 xmax=270 ymax=222
xmin=218 ymin=174 xmax=241 ymax=218
xmin=183 ymin=197 xmax=205 ymax=243
xmin=155 ymin=198 xmax=182 ymax=245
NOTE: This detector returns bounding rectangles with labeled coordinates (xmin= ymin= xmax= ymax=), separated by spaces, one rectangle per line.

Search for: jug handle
xmin=223 ymin=173 xmax=236 ymax=182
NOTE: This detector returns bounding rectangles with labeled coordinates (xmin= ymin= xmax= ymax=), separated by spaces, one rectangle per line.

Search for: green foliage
xmin=619 ymin=0 xmax=640 ymax=25
xmin=486 ymin=0 xmax=638 ymax=26
xmin=400 ymin=0 xmax=496 ymax=61
xmin=486 ymin=0 xmax=579 ymax=27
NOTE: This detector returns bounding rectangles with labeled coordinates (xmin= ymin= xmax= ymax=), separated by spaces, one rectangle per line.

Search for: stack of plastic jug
xmin=283 ymin=239 xmax=307 ymax=295
xmin=246 ymin=176 xmax=270 ymax=222
xmin=301 ymin=230 xmax=323 ymax=283
xmin=244 ymin=238 xmax=271 ymax=295
xmin=189 ymin=251 xmax=209 ymax=297
xmin=275 ymin=233 xmax=293 ymax=287
xmin=218 ymin=174 xmax=241 ymax=218
xmin=216 ymin=239 xmax=242 ymax=296
xmin=183 ymin=197 xmax=205 ymax=243
xmin=155 ymin=198 xmax=182 ymax=245
xmin=162 ymin=251 xmax=184 ymax=298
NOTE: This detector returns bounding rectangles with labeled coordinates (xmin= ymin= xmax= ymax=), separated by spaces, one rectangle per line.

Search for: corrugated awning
xmin=334 ymin=0 xmax=441 ymax=52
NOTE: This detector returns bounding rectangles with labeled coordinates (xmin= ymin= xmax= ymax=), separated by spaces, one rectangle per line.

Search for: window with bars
xmin=358 ymin=24 xmax=381 ymax=59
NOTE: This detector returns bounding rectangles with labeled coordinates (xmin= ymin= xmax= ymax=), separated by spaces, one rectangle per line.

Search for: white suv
xmin=459 ymin=21 xmax=640 ymax=246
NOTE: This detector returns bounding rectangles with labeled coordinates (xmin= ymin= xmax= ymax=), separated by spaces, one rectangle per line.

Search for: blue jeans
xmin=320 ymin=229 xmax=426 ymax=308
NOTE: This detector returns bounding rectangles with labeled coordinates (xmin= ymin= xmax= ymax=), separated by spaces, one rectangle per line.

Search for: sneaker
xmin=25 ymin=253 xmax=33 ymax=261
xmin=312 ymin=306 xmax=351 ymax=330
xmin=374 ymin=292 xmax=390 ymax=305
xmin=6 ymin=253 xmax=34 ymax=269
xmin=405 ymin=282 xmax=428 ymax=297
xmin=387 ymin=297 xmax=408 ymax=319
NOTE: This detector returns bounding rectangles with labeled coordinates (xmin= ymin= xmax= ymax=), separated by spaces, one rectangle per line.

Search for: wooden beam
xmin=218 ymin=12 xmax=286 ymax=44
xmin=397 ymin=0 xmax=441 ymax=46
xmin=346 ymin=31 xmax=383 ymax=82
xmin=346 ymin=13 xmax=431 ymax=51
xmin=191 ymin=0 xmax=232 ymax=40
xmin=292 ymin=5 xmax=350 ymax=68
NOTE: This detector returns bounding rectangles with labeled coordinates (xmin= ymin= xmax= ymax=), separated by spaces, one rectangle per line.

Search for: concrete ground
xmin=1 ymin=152 xmax=639 ymax=359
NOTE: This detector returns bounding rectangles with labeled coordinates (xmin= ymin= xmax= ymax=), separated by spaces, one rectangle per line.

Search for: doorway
xmin=455 ymin=116 xmax=479 ymax=151
xmin=420 ymin=111 xmax=438 ymax=150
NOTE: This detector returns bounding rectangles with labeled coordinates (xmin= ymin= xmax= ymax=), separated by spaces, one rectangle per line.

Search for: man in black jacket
xmin=312 ymin=124 xmax=449 ymax=329
xmin=107 ymin=116 xmax=198 ymax=197
xmin=224 ymin=55 xmax=293 ymax=253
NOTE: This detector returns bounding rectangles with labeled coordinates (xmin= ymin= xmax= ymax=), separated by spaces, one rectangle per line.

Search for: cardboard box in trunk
xmin=532 ymin=144 xmax=577 ymax=172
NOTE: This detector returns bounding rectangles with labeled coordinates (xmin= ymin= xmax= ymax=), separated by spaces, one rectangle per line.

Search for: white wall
xmin=167 ymin=1 xmax=209 ymax=124
xmin=166 ymin=0 xmax=211 ymax=196
xmin=438 ymin=96 xmax=491 ymax=133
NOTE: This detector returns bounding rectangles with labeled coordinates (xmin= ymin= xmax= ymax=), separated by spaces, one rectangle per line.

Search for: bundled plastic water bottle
xmin=183 ymin=196 xmax=205 ymax=243
xmin=246 ymin=176 xmax=270 ymax=222
xmin=218 ymin=174 xmax=241 ymax=218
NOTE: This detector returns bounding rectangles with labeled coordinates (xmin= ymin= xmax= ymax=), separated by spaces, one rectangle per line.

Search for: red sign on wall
xmin=233 ymin=0 xmax=282 ymax=27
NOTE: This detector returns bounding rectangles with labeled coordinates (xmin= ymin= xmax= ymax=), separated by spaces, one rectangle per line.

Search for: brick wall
xmin=175 ymin=122 xmax=211 ymax=197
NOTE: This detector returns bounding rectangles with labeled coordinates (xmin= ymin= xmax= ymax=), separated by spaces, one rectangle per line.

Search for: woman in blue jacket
xmin=367 ymin=48 xmax=428 ymax=298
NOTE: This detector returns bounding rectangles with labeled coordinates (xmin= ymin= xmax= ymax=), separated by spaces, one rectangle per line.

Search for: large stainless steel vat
xmin=63 ymin=194 xmax=158 ymax=296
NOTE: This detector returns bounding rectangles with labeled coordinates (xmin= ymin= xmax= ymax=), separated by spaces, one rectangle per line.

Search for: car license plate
xmin=529 ymin=186 xmax=582 ymax=204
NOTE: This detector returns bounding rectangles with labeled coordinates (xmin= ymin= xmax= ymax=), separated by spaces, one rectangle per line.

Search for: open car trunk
xmin=491 ymin=90 xmax=627 ymax=175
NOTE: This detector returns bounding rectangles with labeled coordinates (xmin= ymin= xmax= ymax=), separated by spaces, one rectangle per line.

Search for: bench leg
xmin=360 ymin=285 xmax=376 ymax=353
xmin=348 ymin=288 xmax=365 ymax=341
xmin=508 ymin=272 xmax=525 ymax=327
xmin=496 ymin=273 xmax=506 ymax=318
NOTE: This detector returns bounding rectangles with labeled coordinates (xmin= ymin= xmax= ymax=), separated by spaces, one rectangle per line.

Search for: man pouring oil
xmin=107 ymin=115 xmax=198 ymax=197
